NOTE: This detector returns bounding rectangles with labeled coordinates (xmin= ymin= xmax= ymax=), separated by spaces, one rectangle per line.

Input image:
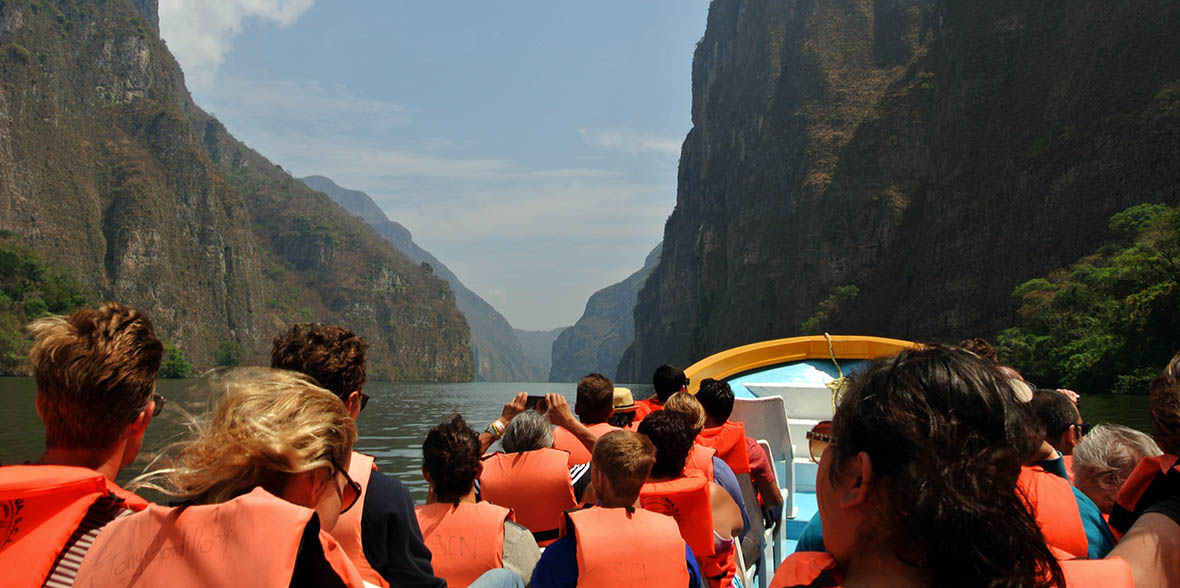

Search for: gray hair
xmin=501 ymin=410 xmax=553 ymax=453
xmin=1072 ymin=424 xmax=1162 ymax=509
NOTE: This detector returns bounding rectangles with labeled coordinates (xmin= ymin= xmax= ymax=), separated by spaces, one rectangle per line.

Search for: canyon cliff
xmin=552 ymin=244 xmax=660 ymax=382
xmin=302 ymin=175 xmax=534 ymax=382
xmin=621 ymin=0 xmax=1180 ymax=380
xmin=0 ymin=0 xmax=472 ymax=380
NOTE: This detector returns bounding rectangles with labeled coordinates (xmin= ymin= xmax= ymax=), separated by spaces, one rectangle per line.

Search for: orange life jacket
xmin=640 ymin=471 xmax=734 ymax=588
xmin=1110 ymin=453 xmax=1180 ymax=539
xmin=0 ymin=465 xmax=119 ymax=587
xmin=569 ymin=506 xmax=690 ymax=588
xmin=415 ymin=501 xmax=511 ymax=588
xmin=769 ymin=551 xmax=843 ymax=588
xmin=479 ymin=448 xmax=576 ymax=546
xmin=634 ymin=398 xmax=661 ymax=422
xmin=332 ymin=451 xmax=387 ymax=587
xmin=74 ymin=486 xmax=364 ymax=587
xmin=1062 ymin=454 xmax=1074 ymax=480
xmin=697 ymin=421 xmax=751 ymax=476
xmin=1018 ymin=466 xmax=1088 ymax=559
xmin=686 ymin=444 xmax=717 ymax=481
xmin=553 ymin=423 xmax=621 ymax=466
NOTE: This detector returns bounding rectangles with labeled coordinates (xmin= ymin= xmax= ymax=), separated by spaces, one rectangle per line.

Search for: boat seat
xmin=731 ymin=396 xmax=797 ymax=516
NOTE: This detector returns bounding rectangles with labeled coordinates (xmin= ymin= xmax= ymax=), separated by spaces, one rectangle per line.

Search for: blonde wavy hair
xmin=664 ymin=391 xmax=707 ymax=434
xmin=138 ymin=368 xmax=356 ymax=504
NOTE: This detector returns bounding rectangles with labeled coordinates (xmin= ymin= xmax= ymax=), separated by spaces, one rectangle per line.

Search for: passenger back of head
xmin=652 ymin=364 xmax=687 ymax=403
xmin=637 ymin=411 xmax=694 ymax=479
xmin=1030 ymin=389 xmax=1080 ymax=449
xmin=592 ymin=430 xmax=656 ymax=502
xmin=422 ymin=414 xmax=482 ymax=502
xmin=575 ymin=373 xmax=614 ymax=424
xmin=695 ymin=378 xmax=735 ymax=423
xmin=663 ymin=392 xmax=706 ymax=435
xmin=29 ymin=302 xmax=162 ymax=450
xmin=1072 ymin=424 xmax=1162 ymax=513
xmin=271 ymin=323 xmax=368 ymax=401
xmin=502 ymin=410 xmax=553 ymax=453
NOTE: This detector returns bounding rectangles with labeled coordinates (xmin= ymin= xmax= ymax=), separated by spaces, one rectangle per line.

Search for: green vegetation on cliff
xmin=0 ymin=231 xmax=94 ymax=373
xmin=0 ymin=0 xmax=472 ymax=380
xmin=999 ymin=204 xmax=1180 ymax=395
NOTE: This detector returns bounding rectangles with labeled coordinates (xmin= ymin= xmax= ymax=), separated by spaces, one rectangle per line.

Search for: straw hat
xmin=612 ymin=387 xmax=636 ymax=413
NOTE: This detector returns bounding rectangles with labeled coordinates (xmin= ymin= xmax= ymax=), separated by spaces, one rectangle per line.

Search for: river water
xmin=0 ymin=377 xmax=1149 ymax=502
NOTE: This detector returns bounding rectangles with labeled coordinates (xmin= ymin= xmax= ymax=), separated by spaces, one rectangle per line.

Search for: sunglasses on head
xmin=333 ymin=460 xmax=363 ymax=514
xmin=805 ymin=420 xmax=837 ymax=464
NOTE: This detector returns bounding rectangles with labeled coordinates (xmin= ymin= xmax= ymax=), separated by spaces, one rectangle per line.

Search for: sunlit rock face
xmin=620 ymin=0 xmax=1180 ymax=381
xmin=0 ymin=0 xmax=472 ymax=380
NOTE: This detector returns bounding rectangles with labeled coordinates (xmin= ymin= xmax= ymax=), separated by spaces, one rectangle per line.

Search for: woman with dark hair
xmin=418 ymin=414 xmax=540 ymax=587
xmin=772 ymin=345 xmax=1133 ymax=588
xmin=638 ymin=410 xmax=743 ymax=588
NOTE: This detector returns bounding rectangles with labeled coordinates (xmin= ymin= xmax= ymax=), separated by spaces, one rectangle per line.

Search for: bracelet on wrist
xmin=485 ymin=418 xmax=506 ymax=439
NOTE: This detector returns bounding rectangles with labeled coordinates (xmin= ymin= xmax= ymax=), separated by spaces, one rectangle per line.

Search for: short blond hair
xmin=29 ymin=302 xmax=162 ymax=449
xmin=142 ymin=368 xmax=356 ymax=505
xmin=664 ymin=392 xmax=706 ymax=434
xmin=592 ymin=430 xmax=655 ymax=500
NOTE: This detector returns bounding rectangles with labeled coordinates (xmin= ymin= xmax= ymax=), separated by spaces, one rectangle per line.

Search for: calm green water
xmin=0 ymin=378 xmax=654 ymax=501
xmin=0 ymin=377 xmax=1148 ymax=502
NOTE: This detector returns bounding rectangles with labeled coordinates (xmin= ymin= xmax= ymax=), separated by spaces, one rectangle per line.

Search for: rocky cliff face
xmin=621 ymin=0 xmax=1180 ymax=380
xmin=514 ymin=327 xmax=564 ymax=382
xmin=553 ymin=244 xmax=660 ymax=382
xmin=302 ymin=175 xmax=534 ymax=381
xmin=0 ymin=0 xmax=472 ymax=380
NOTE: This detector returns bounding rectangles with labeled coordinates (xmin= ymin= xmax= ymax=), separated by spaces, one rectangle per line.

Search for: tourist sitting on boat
xmin=694 ymin=379 xmax=785 ymax=524
xmin=1030 ymin=388 xmax=1088 ymax=476
xmin=0 ymin=302 xmax=163 ymax=587
xmin=794 ymin=365 xmax=1115 ymax=560
xmin=71 ymin=369 xmax=369 ymax=587
xmin=418 ymin=414 xmax=539 ymax=587
xmin=606 ymin=387 xmax=638 ymax=429
xmin=772 ymin=345 xmax=1134 ymax=588
xmin=479 ymin=400 xmax=588 ymax=546
xmin=531 ymin=430 xmax=704 ymax=588
xmin=1071 ymin=424 xmax=1161 ymax=515
xmin=634 ymin=363 xmax=689 ymax=421
xmin=637 ymin=411 xmax=743 ymax=588
xmin=663 ymin=391 xmax=751 ymax=538
xmin=551 ymin=373 xmax=621 ymax=466
xmin=1110 ymin=351 xmax=1180 ymax=540
xmin=272 ymin=323 xmax=443 ymax=588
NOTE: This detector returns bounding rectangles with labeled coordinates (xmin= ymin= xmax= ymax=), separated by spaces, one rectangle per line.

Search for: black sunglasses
xmin=1075 ymin=422 xmax=1092 ymax=436
xmin=358 ymin=391 xmax=370 ymax=412
xmin=151 ymin=393 xmax=165 ymax=417
xmin=333 ymin=460 xmax=363 ymax=514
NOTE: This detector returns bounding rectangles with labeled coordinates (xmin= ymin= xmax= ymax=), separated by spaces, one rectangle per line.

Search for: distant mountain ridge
xmin=301 ymin=175 xmax=535 ymax=382
xmin=550 ymin=244 xmax=660 ymax=382
xmin=514 ymin=327 xmax=565 ymax=382
xmin=0 ymin=0 xmax=472 ymax=380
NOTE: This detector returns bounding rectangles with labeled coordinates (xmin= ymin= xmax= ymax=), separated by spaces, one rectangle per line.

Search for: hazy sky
xmin=158 ymin=0 xmax=710 ymax=330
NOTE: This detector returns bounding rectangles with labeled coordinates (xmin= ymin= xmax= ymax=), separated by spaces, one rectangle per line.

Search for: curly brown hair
xmin=29 ymin=302 xmax=162 ymax=450
xmin=270 ymin=323 xmax=368 ymax=401
xmin=422 ymin=414 xmax=482 ymax=502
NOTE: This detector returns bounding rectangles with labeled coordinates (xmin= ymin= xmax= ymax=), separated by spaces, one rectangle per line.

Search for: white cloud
xmin=159 ymin=0 xmax=316 ymax=90
xmin=578 ymin=128 xmax=682 ymax=154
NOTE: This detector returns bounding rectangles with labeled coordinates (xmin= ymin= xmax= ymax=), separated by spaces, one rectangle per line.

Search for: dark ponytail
xmin=830 ymin=345 xmax=1065 ymax=588
xmin=422 ymin=414 xmax=482 ymax=503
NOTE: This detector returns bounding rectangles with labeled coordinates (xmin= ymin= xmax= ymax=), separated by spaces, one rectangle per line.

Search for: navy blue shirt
xmin=361 ymin=470 xmax=447 ymax=588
